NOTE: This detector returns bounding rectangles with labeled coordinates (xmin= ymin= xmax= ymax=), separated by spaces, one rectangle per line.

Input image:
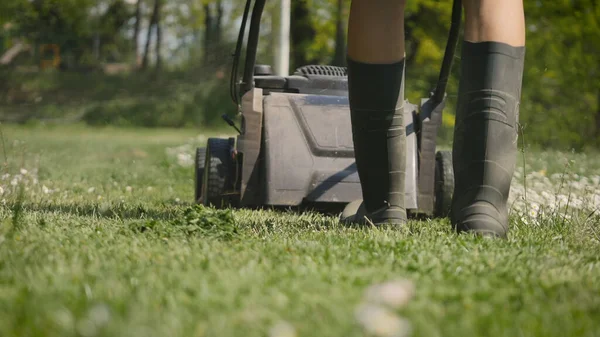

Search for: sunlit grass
xmin=0 ymin=124 xmax=598 ymax=337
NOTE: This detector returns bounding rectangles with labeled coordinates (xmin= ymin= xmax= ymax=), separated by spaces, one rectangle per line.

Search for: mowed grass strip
xmin=0 ymin=125 xmax=599 ymax=337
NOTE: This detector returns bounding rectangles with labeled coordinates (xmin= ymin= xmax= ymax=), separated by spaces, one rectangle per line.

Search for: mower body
xmin=237 ymin=66 xmax=420 ymax=212
xmin=196 ymin=0 xmax=461 ymax=218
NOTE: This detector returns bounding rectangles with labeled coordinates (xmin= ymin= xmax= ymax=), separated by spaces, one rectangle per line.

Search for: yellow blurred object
xmin=39 ymin=44 xmax=60 ymax=70
xmin=442 ymin=111 xmax=455 ymax=128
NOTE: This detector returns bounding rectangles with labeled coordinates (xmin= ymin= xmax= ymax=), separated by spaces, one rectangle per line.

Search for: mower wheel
xmin=194 ymin=147 xmax=206 ymax=203
xmin=434 ymin=150 xmax=454 ymax=218
xmin=201 ymin=138 xmax=235 ymax=208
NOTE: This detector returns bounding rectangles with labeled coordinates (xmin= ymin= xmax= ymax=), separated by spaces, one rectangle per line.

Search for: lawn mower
xmin=194 ymin=0 xmax=461 ymax=218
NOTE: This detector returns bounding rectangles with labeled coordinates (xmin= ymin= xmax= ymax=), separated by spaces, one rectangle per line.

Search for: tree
xmin=203 ymin=1 xmax=225 ymax=67
xmin=141 ymin=0 xmax=158 ymax=70
xmin=203 ymin=3 xmax=213 ymax=66
xmin=290 ymin=0 xmax=317 ymax=69
xmin=215 ymin=0 xmax=224 ymax=43
xmin=332 ymin=0 xmax=346 ymax=66
xmin=132 ymin=0 xmax=142 ymax=64
xmin=596 ymin=90 xmax=600 ymax=138
xmin=154 ymin=0 xmax=162 ymax=70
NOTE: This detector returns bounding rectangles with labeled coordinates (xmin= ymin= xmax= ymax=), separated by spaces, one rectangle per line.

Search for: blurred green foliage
xmin=0 ymin=0 xmax=598 ymax=150
xmin=0 ymin=67 xmax=233 ymax=129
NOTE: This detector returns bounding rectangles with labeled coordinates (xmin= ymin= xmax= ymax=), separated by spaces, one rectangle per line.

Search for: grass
xmin=0 ymin=67 xmax=234 ymax=128
xmin=0 ymin=124 xmax=599 ymax=337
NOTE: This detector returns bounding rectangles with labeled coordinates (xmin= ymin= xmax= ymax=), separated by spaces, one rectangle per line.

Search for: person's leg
xmin=451 ymin=0 xmax=526 ymax=238
xmin=347 ymin=0 xmax=406 ymax=64
xmin=343 ymin=0 xmax=407 ymax=225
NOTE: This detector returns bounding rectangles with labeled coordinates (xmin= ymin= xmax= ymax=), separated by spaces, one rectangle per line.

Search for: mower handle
xmin=236 ymin=0 xmax=461 ymax=103
xmin=432 ymin=0 xmax=462 ymax=104
xmin=240 ymin=0 xmax=267 ymax=96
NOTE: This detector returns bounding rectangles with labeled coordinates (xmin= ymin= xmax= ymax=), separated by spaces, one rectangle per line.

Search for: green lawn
xmin=0 ymin=124 xmax=599 ymax=337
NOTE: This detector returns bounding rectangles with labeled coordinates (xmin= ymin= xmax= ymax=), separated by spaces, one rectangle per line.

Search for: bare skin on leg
xmin=463 ymin=0 xmax=525 ymax=46
xmin=346 ymin=0 xmax=525 ymax=63
xmin=347 ymin=0 xmax=406 ymax=64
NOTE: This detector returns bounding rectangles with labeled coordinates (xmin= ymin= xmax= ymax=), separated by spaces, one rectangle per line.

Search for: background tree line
xmin=0 ymin=0 xmax=598 ymax=150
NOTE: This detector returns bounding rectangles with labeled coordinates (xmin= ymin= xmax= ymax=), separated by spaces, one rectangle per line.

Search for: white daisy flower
xmin=268 ymin=321 xmax=296 ymax=337
xmin=355 ymin=304 xmax=412 ymax=337
xmin=364 ymin=280 xmax=415 ymax=310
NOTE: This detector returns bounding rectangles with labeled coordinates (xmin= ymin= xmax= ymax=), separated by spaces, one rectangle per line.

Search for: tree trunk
xmin=141 ymin=0 xmax=158 ymax=70
xmin=203 ymin=4 xmax=213 ymax=66
xmin=132 ymin=0 xmax=142 ymax=65
xmin=290 ymin=0 xmax=316 ymax=69
xmin=333 ymin=0 xmax=346 ymax=66
xmin=212 ymin=0 xmax=224 ymax=64
xmin=596 ymin=89 xmax=600 ymax=141
xmin=215 ymin=0 xmax=223 ymax=43
xmin=154 ymin=0 xmax=162 ymax=70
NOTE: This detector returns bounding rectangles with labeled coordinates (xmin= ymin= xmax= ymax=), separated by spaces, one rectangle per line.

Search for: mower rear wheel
xmin=201 ymin=138 xmax=235 ymax=208
xmin=194 ymin=147 xmax=206 ymax=204
xmin=434 ymin=150 xmax=454 ymax=218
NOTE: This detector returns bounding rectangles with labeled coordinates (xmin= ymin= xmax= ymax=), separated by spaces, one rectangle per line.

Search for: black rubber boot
xmin=451 ymin=41 xmax=525 ymax=238
xmin=341 ymin=58 xmax=407 ymax=226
